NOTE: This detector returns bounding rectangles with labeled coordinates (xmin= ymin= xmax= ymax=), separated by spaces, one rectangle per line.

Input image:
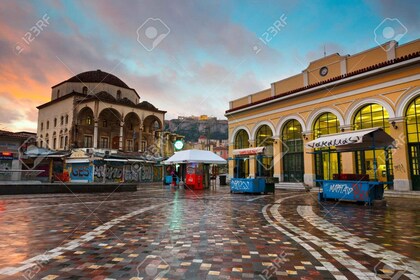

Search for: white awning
xmin=66 ymin=158 xmax=90 ymax=163
xmin=163 ymin=149 xmax=227 ymax=164
xmin=232 ymin=147 xmax=265 ymax=156
xmin=305 ymin=127 xmax=395 ymax=151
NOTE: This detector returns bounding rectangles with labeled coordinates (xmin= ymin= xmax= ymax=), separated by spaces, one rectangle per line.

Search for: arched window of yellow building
xmin=313 ymin=113 xmax=340 ymax=180
xmin=256 ymin=125 xmax=274 ymax=177
xmin=406 ymin=96 xmax=420 ymax=190
xmin=234 ymin=129 xmax=249 ymax=178
xmin=234 ymin=130 xmax=249 ymax=149
xmin=353 ymin=103 xmax=393 ymax=185
xmin=281 ymin=120 xmax=303 ymax=182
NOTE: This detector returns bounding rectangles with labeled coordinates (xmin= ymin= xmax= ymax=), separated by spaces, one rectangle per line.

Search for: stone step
xmin=275 ymin=182 xmax=308 ymax=191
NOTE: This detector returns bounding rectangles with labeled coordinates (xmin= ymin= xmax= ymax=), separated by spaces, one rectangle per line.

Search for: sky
xmin=0 ymin=0 xmax=419 ymax=132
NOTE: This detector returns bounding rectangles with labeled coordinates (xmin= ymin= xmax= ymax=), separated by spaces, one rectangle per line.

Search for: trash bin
xmin=219 ymin=174 xmax=227 ymax=185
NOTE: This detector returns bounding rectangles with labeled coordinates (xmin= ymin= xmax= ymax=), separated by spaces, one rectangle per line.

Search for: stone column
xmin=93 ymin=119 xmax=98 ymax=149
xmin=249 ymin=140 xmax=256 ymax=178
xmin=272 ymin=137 xmax=283 ymax=181
xmin=303 ymin=131 xmax=316 ymax=187
xmin=138 ymin=126 xmax=143 ymax=152
xmin=339 ymin=125 xmax=355 ymax=174
xmin=119 ymin=121 xmax=124 ymax=151
xmin=389 ymin=118 xmax=411 ymax=191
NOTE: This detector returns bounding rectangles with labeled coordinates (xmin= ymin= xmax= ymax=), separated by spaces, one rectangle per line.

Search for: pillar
xmin=139 ymin=126 xmax=143 ymax=152
xmin=249 ymin=140 xmax=256 ymax=178
xmin=303 ymin=132 xmax=316 ymax=187
xmin=389 ymin=118 xmax=411 ymax=191
xmin=119 ymin=121 xmax=124 ymax=151
xmin=228 ymin=143 xmax=234 ymax=179
xmin=93 ymin=119 xmax=98 ymax=149
xmin=272 ymin=137 xmax=283 ymax=181
xmin=339 ymin=125 xmax=355 ymax=174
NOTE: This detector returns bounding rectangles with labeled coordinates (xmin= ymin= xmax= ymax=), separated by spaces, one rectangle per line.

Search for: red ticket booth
xmin=186 ymin=163 xmax=203 ymax=190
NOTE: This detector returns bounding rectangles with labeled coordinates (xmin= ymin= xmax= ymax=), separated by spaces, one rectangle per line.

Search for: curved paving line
xmin=297 ymin=205 xmax=420 ymax=279
xmin=268 ymin=194 xmax=379 ymax=279
xmin=0 ymin=202 xmax=173 ymax=276
xmin=262 ymin=203 xmax=348 ymax=279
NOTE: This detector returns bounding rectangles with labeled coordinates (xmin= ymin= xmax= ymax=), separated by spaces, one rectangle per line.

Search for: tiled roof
xmin=0 ymin=130 xmax=36 ymax=139
xmin=53 ymin=69 xmax=130 ymax=89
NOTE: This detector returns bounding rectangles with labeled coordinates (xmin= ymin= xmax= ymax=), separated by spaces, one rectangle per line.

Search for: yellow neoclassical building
xmin=226 ymin=39 xmax=420 ymax=192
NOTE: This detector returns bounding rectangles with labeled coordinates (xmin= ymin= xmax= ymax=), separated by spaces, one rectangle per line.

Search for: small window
xmin=40 ymin=122 xmax=43 ymax=131
xmin=100 ymin=137 xmax=109 ymax=149
xmin=86 ymin=116 xmax=92 ymax=125
xmin=53 ymin=138 xmax=57 ymax=149
xmin=54 ymin=118 xmax=57 ymax=127
xmin=117 ymin=90 xmax=121 ymax=100
xmin=83 ymin=86 xmax=88 ymax=94
xmin=64 ymin=136 xmax=68 ymax=149
xmin=65 ymin=115 xmax=69 ymax=124
xmin=57 ymin=90 xmax=60 ymax=98
xmin=60 ymin=136 xmax=64 ymax=148
xmin=61 ymin=116 xmax=64 ymax=125
xmin=46 ymin=121 xmax=50 ymax=129
xmin=84 ymin=136 xmax=93 ymax=147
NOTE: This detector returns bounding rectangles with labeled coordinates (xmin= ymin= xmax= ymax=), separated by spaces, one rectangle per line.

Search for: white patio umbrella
xmin=163 ymin=149 xmax=227 ymax=164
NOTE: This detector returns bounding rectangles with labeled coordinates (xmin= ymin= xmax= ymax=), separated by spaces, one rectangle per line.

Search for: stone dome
xmin=55 ymin=69 xmax=130 ymax=89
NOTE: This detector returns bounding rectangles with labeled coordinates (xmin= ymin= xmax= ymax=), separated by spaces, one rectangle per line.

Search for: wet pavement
xmin=0 ymin=185 xmax=419 ymax=280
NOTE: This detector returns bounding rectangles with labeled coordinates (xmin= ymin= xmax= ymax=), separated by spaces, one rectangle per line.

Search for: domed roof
xmin=137 ymin=101 xmax=157 ymax=110
xmin=56 ymin=69 xmax=130 ymax=89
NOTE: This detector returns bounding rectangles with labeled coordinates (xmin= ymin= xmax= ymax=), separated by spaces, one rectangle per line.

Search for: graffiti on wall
xmin=70 ymin=163 xmax=92 ymax=181
xmin=124 ymin=163 xmax=156 ymax=182
xmin=94 ymin=161 xmax=123 ymax=182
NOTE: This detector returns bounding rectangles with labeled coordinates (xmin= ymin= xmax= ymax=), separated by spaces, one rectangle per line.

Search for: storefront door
xmin=283 ymin=151 xmax=303 ymax=182
xmin=408 ymin=143 xmax=420 ymax=190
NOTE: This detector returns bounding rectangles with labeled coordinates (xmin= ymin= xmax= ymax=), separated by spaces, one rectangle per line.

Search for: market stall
xmin=230 ymin=147 xmax=275 ymax=194
xmin=305 ymin=127 xmax=395 ymax=204
xmin=163 ymin=149 xmax=226 ymax=189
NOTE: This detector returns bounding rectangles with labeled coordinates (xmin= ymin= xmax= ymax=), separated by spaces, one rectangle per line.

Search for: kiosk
xmin=230 ymin=147 xmax=275 ymax=194
xmin=305 ymin=128 xmax=394 ymax=205
xmin=163 ymin=150 xmax=226 ymax=190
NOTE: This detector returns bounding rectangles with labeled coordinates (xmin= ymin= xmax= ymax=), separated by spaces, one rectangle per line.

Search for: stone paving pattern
xmin=0 ymin=185 xmax=418 ymax=279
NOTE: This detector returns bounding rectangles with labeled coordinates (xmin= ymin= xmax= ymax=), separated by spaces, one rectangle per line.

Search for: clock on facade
xmin=319 ymin=66 xmax=328 ymax=76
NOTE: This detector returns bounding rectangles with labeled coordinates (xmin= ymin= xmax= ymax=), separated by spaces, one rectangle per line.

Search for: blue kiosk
xmin=230 ymin=147 xmax=275 ymax=194
xmin=305 ymin=128 xmax=395 ymax=205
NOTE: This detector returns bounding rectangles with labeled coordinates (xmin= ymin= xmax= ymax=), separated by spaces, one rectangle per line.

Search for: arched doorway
xmin=77 ymin=107 xmax=94 ymax=148
xmin=353 ymin=104 xmax=393 ymax=183
xmin=143 ymin=116 xmax=162 ymax=152
xmin=98 ymin=108 xmax=121 ymax=150
xmin=313 ymin=112 xmax=340 ymax=180
xmin=406 ymin=96 xmax=420 ymax=190
xmin=234 ymin=129 xmax=249 ymax=178
xmin=255 ymin=125 xmax=274 ymax=177
xmin=124 ymin=113 xmax=141 ymax=152
xmin=281 ymin=120 xmax=303 ymax=182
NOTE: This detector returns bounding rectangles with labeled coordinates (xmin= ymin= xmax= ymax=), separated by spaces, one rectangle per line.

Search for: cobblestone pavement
xmin=0 ymin=185 xmax=418 ymax=280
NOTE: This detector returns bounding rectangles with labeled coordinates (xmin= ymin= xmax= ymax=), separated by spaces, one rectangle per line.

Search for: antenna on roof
xmin=323 ymin=45 xmax=326 ymax=57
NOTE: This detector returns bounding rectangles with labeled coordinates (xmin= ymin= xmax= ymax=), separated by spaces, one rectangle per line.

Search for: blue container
xmin=317 ymin=180 xmax=384 ymax=204
xmin=230 ymin=178 xmax=266 ymax=194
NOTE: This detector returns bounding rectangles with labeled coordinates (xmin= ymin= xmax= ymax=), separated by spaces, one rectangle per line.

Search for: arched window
xmin=61 ymin=116 xmax=64 ymax=125
xmin=83 ymin=86 xmax=88 ymax=94
xmin=353 ymin=104 xmax=392 ymax=184
xmin=354 ymin=104 xmax=390 ymax=133
xmin=54 ymin=118 xmax=57 ymax=127
xmin=282 ymin=120 xmax=303 ymax=182
xmin=234 ymin=130 xmax=249 ymax=149
xmin=313 ymin=113 xmax=340 ymax=180
xmin=117 ymin=90 xmax=122 ymax=100
xmin=46 ymin=121 xmax=49 ymax=129
xmin=406 ymin=96 xmax=420 ymax=190
xmin=234 ymin=129 xmax=249 ymax=178
xmin=40 ymin=122 xmax=43 ymax=131
xmin=65 ymin=115 xmax=69 ymax=124
xmin=255 ymin=125 xmax=273 ymax=177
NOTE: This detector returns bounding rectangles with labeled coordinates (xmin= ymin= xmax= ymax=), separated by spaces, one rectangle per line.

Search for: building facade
xmin=37 ymin=70 xmax=166 ymax=154
xmin=226 ymin=39 xmax=420 ymax=191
